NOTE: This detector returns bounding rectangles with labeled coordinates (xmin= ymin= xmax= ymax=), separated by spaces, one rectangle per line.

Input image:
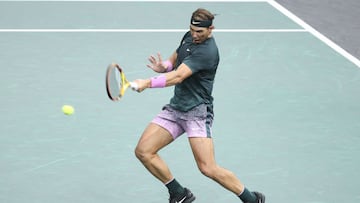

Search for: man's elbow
xmin=174 ymin=74 xmax=186 ymax=84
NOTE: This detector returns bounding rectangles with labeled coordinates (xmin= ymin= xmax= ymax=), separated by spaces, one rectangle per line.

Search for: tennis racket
xmin=105 ymin=63 xmax=138 ymax=101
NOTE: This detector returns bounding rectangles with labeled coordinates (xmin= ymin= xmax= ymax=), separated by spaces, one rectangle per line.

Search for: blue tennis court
xmin=1 ymin=1 xmax=359 ymax=202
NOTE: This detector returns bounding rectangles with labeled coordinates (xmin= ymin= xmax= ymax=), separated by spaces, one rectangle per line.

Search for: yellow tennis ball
xmin=62 ymin=105 xmax=74 ymax=115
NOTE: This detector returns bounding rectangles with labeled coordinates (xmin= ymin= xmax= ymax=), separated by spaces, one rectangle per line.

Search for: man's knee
xmin=134 ymin=145 xmax=147 ymax=162
xmin=198 ymin=164 xmax=217 ymax=178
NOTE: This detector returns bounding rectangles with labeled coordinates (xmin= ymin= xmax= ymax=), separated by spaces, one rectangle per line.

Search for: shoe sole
xmin=184 ymin=195 xmax=195 ymax=203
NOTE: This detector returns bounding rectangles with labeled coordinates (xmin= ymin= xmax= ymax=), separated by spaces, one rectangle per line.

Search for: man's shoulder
xmin=182 ymin=31 xmax=192 ymax=41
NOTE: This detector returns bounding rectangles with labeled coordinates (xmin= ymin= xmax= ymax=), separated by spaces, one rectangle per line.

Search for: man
xmin=132 ymin=8 xmax=265 ymax=203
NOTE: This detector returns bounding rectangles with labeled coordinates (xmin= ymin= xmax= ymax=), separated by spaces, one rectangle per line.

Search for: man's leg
xmin=189 ymin=137 xmax=263 ymax=202
xmin=135 ymin=123 xmax=174 ymax=183
xmin=189 ymin=137 xmax=244 ymax=193
xmin=134 ymin=123 xmax=196 ymax=202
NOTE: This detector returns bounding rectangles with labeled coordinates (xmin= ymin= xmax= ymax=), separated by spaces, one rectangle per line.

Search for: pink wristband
xmin=150 ymin=75 xmax=166 ymax=88
xmin=163 ymin=60 xmax=173 ymax=72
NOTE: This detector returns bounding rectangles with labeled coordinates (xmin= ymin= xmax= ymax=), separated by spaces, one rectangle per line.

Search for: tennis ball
xmin=62 ymin=105 xmax=74 ymax=115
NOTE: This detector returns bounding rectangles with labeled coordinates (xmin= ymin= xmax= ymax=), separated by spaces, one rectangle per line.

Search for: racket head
xmin=105 ymin=63 xmax=130 ymax=101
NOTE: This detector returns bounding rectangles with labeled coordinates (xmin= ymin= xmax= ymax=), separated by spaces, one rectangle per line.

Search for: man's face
xmin=190 ymin=25 xmax=212 ymax=44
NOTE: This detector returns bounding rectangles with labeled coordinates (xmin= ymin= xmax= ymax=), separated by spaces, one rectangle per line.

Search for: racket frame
xmin=105 ymin=63 xmax=131 ymax=101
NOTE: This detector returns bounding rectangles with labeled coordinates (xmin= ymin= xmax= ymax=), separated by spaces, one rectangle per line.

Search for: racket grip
xmin=129 ymin=82 xmax=138 ymax=91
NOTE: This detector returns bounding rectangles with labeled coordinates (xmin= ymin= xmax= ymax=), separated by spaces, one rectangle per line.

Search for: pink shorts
xmin=152 ymin=104 xmax=213 ymax=139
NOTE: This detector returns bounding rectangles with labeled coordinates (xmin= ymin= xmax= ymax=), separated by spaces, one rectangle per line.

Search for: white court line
xmin=0 ymin=29 xmax=306 ymax=33
xmin=0 ymin=0 xmax=267 ymax=2
xmin=267 ymin=0 xmax=360 ymax=68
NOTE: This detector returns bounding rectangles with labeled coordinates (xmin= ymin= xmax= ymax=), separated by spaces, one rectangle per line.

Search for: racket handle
xmin=129 ymin=82 xmax=138 ymax=91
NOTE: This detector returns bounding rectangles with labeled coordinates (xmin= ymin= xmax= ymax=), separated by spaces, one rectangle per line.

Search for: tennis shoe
xmin=252 ymin=191 xmax=265 ymax=203
xmin=169 ymin=188 xmax=196 ymax=203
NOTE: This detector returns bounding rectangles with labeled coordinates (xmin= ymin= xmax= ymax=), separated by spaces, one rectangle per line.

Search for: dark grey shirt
xmin=169 ymin=31 xmax=219 ymax=112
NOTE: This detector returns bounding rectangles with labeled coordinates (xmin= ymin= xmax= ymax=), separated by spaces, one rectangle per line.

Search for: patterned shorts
xmin=152 ymin=104 xmax=214 ymax=139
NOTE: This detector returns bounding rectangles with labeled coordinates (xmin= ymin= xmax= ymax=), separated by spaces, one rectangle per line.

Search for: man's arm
xmin=133 ymin=63 xmax=192 ymax=92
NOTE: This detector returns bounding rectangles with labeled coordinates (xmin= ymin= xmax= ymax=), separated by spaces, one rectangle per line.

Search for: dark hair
xmin=191 ymin=8 xmax=215 ymax=21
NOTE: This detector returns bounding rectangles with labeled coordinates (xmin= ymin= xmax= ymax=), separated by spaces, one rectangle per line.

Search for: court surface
xmin=1 ymin=1 xmax=359 ymax=203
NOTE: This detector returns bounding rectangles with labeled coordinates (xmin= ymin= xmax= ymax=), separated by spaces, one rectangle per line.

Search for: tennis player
xmin=132 ymin=8 xmax=265 ymax=203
